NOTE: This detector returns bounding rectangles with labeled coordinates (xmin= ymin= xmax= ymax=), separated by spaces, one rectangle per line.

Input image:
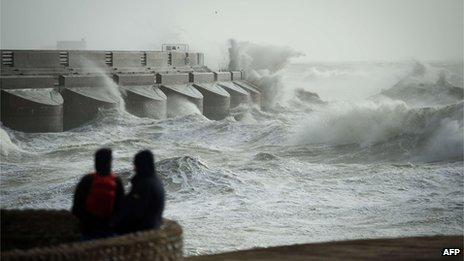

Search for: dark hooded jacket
xmin=71 ymin=149 xmax=125 ymax=235
xmin=116 ymin=150 xmax=165 ymax=234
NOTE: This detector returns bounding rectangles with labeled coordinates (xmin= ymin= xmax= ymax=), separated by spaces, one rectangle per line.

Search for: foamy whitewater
xmin=1 ymin=55 xmax=463 ymax=255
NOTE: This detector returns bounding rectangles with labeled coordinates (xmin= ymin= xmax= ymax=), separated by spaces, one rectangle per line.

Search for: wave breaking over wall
xmin=227 ymin=39 xmax=308 ymax=109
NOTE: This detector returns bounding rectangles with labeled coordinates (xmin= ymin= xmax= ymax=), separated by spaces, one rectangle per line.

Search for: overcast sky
xmin=1 ymin=0 xmax=462 ymax=62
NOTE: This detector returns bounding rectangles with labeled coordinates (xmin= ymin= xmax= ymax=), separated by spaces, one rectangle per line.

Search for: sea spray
xmin=167 ymin=95 xmax=202 ymax=118
xmin=379 ymin=61 xmax=463 ymax=106
xmin=228 ymin=39 xmax=303 ymax=109
xmin=101 ymin=73 xmax=127 ymax=112
xmin=422 ymin=118 xmax=464 ymax=162
xmin=294 ymin=62 xmax=407 ymax=101
xmin=292 ymin=98 xmax=463 ymax=162
xmin=77 ymin=58 xmax=126 ymax=112
xmin=0 ymin=127 xmax=20 ymax=156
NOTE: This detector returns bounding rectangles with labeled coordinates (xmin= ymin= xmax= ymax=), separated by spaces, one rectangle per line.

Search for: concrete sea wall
xmin=114 ymin=73 xmax=167 ymax=119
xmin=0 ymin=49 xmax=260 ymax=132
xmin=1 ymin=209 xmax=183 ymax=261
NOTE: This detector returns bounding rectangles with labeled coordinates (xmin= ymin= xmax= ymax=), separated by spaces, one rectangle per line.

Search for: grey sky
xmin=1 ymin=0 xmax=462 ymax=62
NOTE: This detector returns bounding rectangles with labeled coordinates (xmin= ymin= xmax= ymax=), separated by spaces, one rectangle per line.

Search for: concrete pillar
xmin=0 ymin=75 xmax=63 ymax=132
xmin=59 ymin=75 xmax=119 ymax=130
xmin=233 ymin=81 xmax=262 ymax=108
xmin=217 ymin=82 xmax=249 ymax=108
xmin=114 ymin=74 xmax=167 ymax=119
xmin=157 ymin=73 xmax=203 ymax=114
xmin=216 ymin=75 xmax=250 ymax=108
xmin=190 ymin=72 xmax=230 ymax=120
xmin=1 ymin=88 xmax=63 ymax=132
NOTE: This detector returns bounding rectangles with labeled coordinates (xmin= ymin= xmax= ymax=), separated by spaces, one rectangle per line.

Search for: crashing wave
xmin=303 ymin=66 xmax=357 ymax=80
xmin=293 ymin=99 xmax=463 ymax=162
xmin=293 ymin=88 xmax=325 ymax=105
xmin=228 ymin=39 xmax=304 ymax=110
xmin=156 ymin=156 xmax=235 ymax=194
xmin=380 ymin=61 xmax=463 ymax=106
xmin=166 ymin=95 xmax=202 ymax=118
xmin=0 ymin=126 xmax=21 ymax=156
xmin=229 ymin=103 xmax=277 ymax=123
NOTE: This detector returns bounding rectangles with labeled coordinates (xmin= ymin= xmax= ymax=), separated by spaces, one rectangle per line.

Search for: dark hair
xmin=95 ymin=148 xmax=112 ymax=176
xmin=134 ymin=150 xmax=156 ymax=176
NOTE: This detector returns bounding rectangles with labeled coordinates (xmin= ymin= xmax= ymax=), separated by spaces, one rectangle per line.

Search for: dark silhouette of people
xmin=117 ymin=150 xmax=165 ymax=234
xmin=71 ymin=148 xmax=125 ymax=240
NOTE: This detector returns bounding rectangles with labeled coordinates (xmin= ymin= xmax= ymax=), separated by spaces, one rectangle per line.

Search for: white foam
xmin=380 ymin=60 xmax=463 ymax=106
xmin=0 ymin=127 xmax=20 ymax=156
xmin=78 ymin=58 xmax=126 ymax=112
xmin=228 ymin=39 xmax=303 ymax=109
xmin=292 ymin=99 xmax=463 ymax=161
xmin=167 ymin=95 xmax=202 ymax=118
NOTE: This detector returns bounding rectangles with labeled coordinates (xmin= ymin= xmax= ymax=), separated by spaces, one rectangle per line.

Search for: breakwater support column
xmin=191 ymin=72 xmax=230 ymax=120
xmin=158 ymin=73 xmax=204 ymax=114
xmin=0 ymin=76 xmax=63 ymax=132
xmin=215 ymin=72 xmax=250 ymax=108
xmin=0 ymin=49 xmax=260 ymax=132
xmin=59 ymin=75 xmax=120 ymax=130
xmin=230 ymin=71 xmax=262 ymax=108
xmin=114 ymin=74 xmax=167 ymax=119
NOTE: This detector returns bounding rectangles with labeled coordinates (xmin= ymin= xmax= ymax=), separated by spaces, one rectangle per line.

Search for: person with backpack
xmin=116 ymin=150 xmax=165 ymax=234
xmin=71 ymin=148 xmax=125 ymax=240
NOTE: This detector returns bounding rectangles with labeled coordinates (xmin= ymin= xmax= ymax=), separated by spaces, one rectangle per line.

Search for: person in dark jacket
xmin=71 ymin=148 xmax=125 ymax=240
xmin=117 ymin=150 xmax=165 ymax=234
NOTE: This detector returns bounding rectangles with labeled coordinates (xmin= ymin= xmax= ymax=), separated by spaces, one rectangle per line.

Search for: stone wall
xmin=1 ymin=209 xmax=184 ymax=261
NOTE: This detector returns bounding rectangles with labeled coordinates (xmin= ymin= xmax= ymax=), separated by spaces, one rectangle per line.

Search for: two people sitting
xmin=71 ymin=148 xmax=165 ymax=240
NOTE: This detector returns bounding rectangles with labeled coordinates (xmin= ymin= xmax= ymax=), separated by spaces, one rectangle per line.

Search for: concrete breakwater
xmin=0 ymin=50 xmax=261 ymax=132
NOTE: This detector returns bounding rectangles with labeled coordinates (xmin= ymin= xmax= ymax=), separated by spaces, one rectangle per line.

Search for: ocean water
xmin=1 ymin=60 xmax=463 ymax=256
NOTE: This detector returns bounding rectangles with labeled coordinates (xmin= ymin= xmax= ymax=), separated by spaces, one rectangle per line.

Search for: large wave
xmin=228 ymin=39 xmax=310 ymax=109
xmin=292 ymin=99 xmax=463 ymax=162
xmin=379 ymin=61 xmax=463 ymax=106
xmin=156 ymin=156 xmax=238 ymax=195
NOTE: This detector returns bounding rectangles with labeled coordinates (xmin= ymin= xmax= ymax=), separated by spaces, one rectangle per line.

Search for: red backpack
xmin=85 ymin=173 xmax=117 ymax=219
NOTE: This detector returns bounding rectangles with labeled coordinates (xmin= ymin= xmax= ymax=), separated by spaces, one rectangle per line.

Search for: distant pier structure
xmin=0 ymin=45 xmax=261 ymax=132
xmin=57 ymin=39 xmax=86 ymax=50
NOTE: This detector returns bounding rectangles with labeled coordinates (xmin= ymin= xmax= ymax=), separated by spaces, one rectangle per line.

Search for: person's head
xmin=134 ymin=150 xmax=155 ymax=176
xmin=95 ymin=148 xmax=112 ymax=176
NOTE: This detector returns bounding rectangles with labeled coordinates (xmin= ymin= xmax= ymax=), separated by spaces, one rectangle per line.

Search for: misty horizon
xmin=1 ymin=0 xmax=463 ymax=65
